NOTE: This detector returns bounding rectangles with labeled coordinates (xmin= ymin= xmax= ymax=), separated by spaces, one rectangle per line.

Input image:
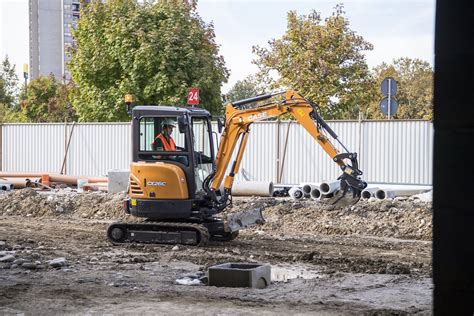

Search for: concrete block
xmin=108 ymin=169 xmax=130 ymax=194
xmin=208 ymin=262 xmax=271 ymax=288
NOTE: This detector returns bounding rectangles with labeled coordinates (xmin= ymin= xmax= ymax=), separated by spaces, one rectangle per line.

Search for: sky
xmin=0 ymin=0 xmax=435 ymax=93
xmin=0 ymin=0 xmax=29 ymax=84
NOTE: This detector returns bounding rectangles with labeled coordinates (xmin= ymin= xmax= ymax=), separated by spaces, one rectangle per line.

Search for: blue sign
xmin=381 ymin=77 xmax=397 ymax=96
xmin=379 ymin=97 xmax=399 ymax=116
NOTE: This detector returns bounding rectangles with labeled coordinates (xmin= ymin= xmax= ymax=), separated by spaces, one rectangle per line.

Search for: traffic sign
xmin=187 ymin=88 xmax=199 ymax=105
xmin=381 ymin=77 xmax=397 ymax=96
xmin=379 ymin=97 xmax=399 ymax=116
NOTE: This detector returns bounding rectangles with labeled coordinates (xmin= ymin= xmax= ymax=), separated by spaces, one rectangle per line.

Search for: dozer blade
xmin=226 ymin=207 xmax=265 ymax=233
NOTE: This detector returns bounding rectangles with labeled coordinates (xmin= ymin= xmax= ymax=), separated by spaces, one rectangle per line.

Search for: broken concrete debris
xmin=0 ymin=254 xmax=15 ymax=262
xmin=49 ymin=257 xmax=68 ymax=268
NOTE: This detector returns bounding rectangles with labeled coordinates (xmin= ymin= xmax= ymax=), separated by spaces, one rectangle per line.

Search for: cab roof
xmin=132 ymin=105 xmax=211 ymax=117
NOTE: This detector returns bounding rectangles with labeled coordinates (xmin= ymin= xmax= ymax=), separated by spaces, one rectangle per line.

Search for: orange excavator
xmin=107 ymin=90 xmax=367 ymax=246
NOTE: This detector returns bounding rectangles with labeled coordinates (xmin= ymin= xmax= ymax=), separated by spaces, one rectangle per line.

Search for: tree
xmin=252 ymin=5 xmax=373 ymax=119
xmin=19 ymin=75 xmax=78 ymax=122
xmin=69 ymin=0 xmax=229 ymax=121
xmin=365 ymin=58 xmax=433 ymax=120
xmin=0 ymin=55 xmax=19 ymax=108
xmin=225 ymin=76 xmax=260 ymax=104
xmin=0 ymin=103 xmax=27 ymax=123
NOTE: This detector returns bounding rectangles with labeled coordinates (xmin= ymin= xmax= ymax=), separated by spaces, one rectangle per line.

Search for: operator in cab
xmin=152 ymin=119 xmax=176 ymax=151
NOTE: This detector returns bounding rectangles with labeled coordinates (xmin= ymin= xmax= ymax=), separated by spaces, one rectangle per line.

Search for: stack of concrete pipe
xmin=361 ymin=184 xmax=432 ymax=200
xmin=287 ymin=181 xmax=432 ymax=202
xmin=288 ymin=180 xmax=341 ymax=201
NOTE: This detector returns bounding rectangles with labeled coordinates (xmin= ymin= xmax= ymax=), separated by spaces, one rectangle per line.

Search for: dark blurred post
xmin=433 ymin=0 xmax=474 ymax=313
xmin=23 ymin=63 xmax=28 ymax=95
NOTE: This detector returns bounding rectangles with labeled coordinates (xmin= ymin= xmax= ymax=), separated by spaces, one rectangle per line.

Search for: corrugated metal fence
xmin=0 ymin=120 xmax=433 ymax=185
xmin=0 ymin=123 xmax=131 ymax=177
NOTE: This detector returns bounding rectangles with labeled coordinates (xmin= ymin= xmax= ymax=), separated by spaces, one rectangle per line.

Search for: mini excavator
xmin=107 ymin=90 xmax=367 ymax=246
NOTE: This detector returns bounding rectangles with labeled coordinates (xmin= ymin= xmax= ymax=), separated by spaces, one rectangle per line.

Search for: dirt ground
xmin=0 ymin=189 xmax=433 ymax=314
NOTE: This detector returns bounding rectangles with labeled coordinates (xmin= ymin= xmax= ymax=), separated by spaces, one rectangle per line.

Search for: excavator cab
xmin=127 ymin=106 xmax=217 ymax=219
xmin=108 ymin=105 xmax=236 ymax=246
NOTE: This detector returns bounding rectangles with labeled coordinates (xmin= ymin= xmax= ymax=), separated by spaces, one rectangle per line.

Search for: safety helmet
xmin=161 ymin=118 xmax=176 ymax=127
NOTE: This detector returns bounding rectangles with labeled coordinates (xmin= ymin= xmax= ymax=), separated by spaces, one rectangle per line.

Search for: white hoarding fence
xmin=0 ymin=120 xmax=433 ymax=185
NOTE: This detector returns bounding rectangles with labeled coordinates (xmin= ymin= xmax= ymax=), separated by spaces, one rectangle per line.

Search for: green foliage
xmin=69 ymin=0 xmax=229 ymax=121
xmin=0 ymin=103 xmax=27 ymax=123
xmin=225 ymin=76 xmax=260 ymax=103
xmin=0 ymin=55 xmax=24 ymax=122
xmin=365 ymin=58 xmax=433 ymax=120
xmin=252 ymin=5 xmax=373 ymax=119
xmin=19 ymin=75 xmax=78 ymax=122
xmin=0 ymin=55 xmax=19 ymax=108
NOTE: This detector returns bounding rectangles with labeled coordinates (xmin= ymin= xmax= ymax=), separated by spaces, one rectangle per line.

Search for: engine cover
xmin=129 ymin=161 xmax=189 ymax=199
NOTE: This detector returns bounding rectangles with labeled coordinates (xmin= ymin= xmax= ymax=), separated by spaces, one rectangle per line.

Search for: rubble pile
xmin=228 ymin=196 xmax=432 ymax=240
xmin=0 ymin=189 xmax=432 ymax=240
xmin=0 ymin=188 xmax=128 ymax=220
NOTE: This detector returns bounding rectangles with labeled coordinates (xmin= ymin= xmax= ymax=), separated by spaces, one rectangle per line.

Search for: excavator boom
xmin=206 ymin=90 xmax=367 ymax=208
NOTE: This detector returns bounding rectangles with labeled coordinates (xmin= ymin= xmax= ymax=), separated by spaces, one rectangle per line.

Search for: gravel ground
xmin=0 ymin=189 xmax=433 ymax=314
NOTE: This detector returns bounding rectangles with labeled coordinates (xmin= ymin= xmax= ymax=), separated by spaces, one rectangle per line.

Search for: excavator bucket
xmin=321 ymin=171 xmax=366 ymax=208
xmin=226 ymin=208 xmax=265 ymax=233
xmin=326 ymin=189 xmax=361 ymax=208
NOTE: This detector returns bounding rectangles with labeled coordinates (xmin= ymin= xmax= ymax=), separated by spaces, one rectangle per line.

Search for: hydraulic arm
xmin=205 ymin=90 xmax=367 ymax=208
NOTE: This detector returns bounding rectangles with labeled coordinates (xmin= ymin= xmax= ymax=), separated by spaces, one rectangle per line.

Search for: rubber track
xmin=107 ymin=221 xmax=210 ymax=247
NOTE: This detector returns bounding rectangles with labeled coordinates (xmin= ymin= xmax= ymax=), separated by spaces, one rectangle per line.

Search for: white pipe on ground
xmin=361 ymin=187 xmax=380 ymax=199
xmin=310 ymin=187 xmax=322 ymax=200
xmin=302 ymin=183 xmax=320 ymax=197
xmin=289 ymin=187 xmax=304 ymax=200
xmin=390 ymin=189 xmax=431 ymax=196
xmin=375 ymin=189 xmax=395 ymax=200
xmin=375 ymin=188 xmax=430 ymax=200
xmin=320 ymin=192 xmax=335 ymax=199
xmin=319 ymin=180 xmax=341 ymax=195
xmin=368 ymin=184 xmax=432 ymax=191
xmin=231 ymin=181 xmax=274 ymax=197
xmin=0 ymin=183 xmax=13 ymax=191
xmin=0 ymin=178 xmax=41 ymax=189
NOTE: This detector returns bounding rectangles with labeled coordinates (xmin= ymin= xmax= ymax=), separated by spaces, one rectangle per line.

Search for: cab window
xmin=192 ymin=117 xmax=214 ymax=194
xmin=138 ymin=116 xmax=188 ymax=165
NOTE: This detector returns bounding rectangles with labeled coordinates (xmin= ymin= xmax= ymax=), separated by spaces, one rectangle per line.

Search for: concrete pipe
xmin=320 ymin=192 xmax=335 ymax=199
xmin=367 ymin=184 xmax=432 ymax=191
xmin=289 ymin=187 xmax=304 ymax=200
xmin=0 ymin=183 xmax=13 ymax=191
xmin=320 ymin=180 xmax=341 ymax=195
xmin=375 ymin=188 xmax=430 ymax=200
xmin=375 ymin=189 xmax=395 ymax=200
xmin=310 ymin=187 xmax=322 ymax=200
xmin=231 ymin=181 xmax=274 ymax=197
xmin=302 ymin=183 xmax=319 ymax=197
xmin=1 ymin=178 xmax=40 ymax=189
xmin=388 ymin=189 xmax=430 ymax=197
xmin=361 ymin=187 xmax=380 ymax=199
